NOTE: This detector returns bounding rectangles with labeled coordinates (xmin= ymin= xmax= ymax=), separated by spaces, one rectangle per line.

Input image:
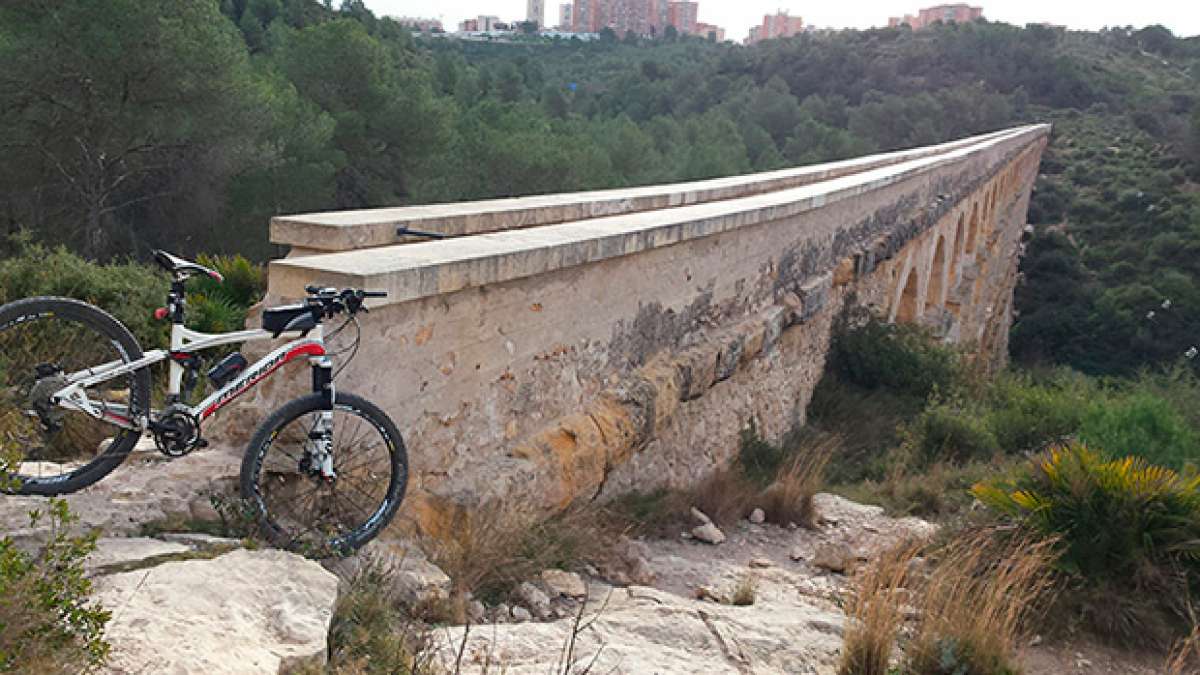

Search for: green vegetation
xmin=818 ymin=316 xmax=1200 ymax=648
xmin=2 ymin=5 xmax=1198 ymax=383
xmin=0 ymin=499 xmax=110 ymax=673
xmin=0 ymin=242 xmax=264 ymax=348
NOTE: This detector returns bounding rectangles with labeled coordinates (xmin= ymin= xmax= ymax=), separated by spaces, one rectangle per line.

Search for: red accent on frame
xmin=198 ymin=343 xmax=325 ymax=420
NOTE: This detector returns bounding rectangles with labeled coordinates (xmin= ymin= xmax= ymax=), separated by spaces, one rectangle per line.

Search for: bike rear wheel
xmin=0 ymin=297 xmax=150 ymax=495
xmin=240 ymin=392 xmax=408 ymax=554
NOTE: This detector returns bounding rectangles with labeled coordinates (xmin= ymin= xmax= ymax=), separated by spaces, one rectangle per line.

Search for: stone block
xmin=762 ymin=307 xmax=786 ymax=353
xmin=714 ymin=332 xmax=746 ymax=382
xmin=675 ymin=345 xmax=719 ymax=401
xmin=796 ymin=272 xmax=833 ymax=323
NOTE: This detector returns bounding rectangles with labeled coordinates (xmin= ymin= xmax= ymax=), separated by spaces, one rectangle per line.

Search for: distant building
xmin=527 ymin=0 xmax=545 ymax=27
xmin=389 ymin=16 xmax=444 ymax=32
xmin=573 ymin=0 xmax=661 ymax=37
xmin=694 ymin=21 xmax=724 ymax=41
xmin=460 ymin=15 xmax=508 ymax=32
xmin=559 ymin=3 xmax=573 ymax=29
xmin=889 ymin=4 xmax=983 ymax=29
xmin=746 ymin=11 xmax=803 ymax=43
xmin=666 ymin=1 xmax=698 ymax=34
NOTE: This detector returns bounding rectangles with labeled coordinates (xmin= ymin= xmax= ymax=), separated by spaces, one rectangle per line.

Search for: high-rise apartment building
xmin=573 ymin=0 xmax=662 ymax=36
xmin=694 ymin=21 xmax=724 ymax=41
xmin=888 ymin=4 xmax=983 ymax=29
xmin=758 ymin=11 xmax=806 ymax=42
xmin=527 ymin=0 xmax=546 ymax=27
xmin=666 ymin=1 xmax=697 ymax=34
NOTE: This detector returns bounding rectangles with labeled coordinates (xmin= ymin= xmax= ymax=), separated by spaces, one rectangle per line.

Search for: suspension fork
xmin=310 ymin=356 xmax=336 ymax=479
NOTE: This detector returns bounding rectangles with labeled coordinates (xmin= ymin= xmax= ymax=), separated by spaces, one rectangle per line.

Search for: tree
xmin=0 ymin=0 xmax=262 ymax=258
xmin=273 ymin=19 xmax=449 ymax=207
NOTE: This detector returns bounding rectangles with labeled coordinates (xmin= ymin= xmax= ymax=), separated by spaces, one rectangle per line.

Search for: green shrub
xmin=973 ymin=443 xmax=1200 ymax=582
xmin=829 ymin=313 xmax=964 ymax=402
xmin=904 ymin=398 xmax=1000 ymax=467
xmin=0 ymin=240 xmax=169 ymax=349
xmin=1080 ymin=390 xmax=1200 ymax=471
xmin=0 ymin=499 xmax=110 ymax=673
xmin=983 ymin=371 xmax=1089 ymax=454
xmin=0 ymin=241 xmax=266 ymax=347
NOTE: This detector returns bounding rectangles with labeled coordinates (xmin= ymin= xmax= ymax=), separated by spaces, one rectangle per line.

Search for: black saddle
xmin=152 ymin=250 xmax=223 ymax=282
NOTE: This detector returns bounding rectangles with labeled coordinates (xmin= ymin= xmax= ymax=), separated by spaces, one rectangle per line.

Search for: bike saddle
xmin=152 ymin=250 xmax=223 ymax=282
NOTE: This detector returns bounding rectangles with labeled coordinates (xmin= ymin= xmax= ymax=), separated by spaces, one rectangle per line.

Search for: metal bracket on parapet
xmin=396 ymin=226 xmax=448 ymax=240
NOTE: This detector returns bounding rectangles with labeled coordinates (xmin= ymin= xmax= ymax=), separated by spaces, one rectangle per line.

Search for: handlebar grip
xmin=361 ymin=291 xmax=388 ymax=298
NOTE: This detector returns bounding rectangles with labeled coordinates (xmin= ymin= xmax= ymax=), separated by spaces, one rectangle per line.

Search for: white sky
xmin=366 ymin=0 xmax=1200 ymax=41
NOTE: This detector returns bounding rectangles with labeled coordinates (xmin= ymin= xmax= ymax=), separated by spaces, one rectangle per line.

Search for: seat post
xmin=169 ymin=278 xmax=187 ymax=325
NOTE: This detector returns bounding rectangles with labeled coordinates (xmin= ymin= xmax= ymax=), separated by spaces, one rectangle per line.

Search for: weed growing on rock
xmin=729 ymin=573 xmax=758 ymax=607
xmin=304 ymin=559 xmax=435 ymax=675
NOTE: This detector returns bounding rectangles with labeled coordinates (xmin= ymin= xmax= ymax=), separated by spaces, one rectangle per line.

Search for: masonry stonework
xmin=244 ymin=126 xmax=1049 ymax=541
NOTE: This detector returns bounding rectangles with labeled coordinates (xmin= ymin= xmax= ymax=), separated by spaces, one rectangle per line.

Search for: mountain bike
xmin=0 ymin=250 xmax=407 ymax=553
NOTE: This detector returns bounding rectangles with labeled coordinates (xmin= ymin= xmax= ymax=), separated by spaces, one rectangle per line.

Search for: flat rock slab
xmin=435 ymin=584 xmax=844 ymax=674
xmin=95 ymin=548 xmax=338 ymax=675
xmin=85 ymin=538 xmax=191 ymax=575
xmin=0 ymin=448 xmax=241 ymax=540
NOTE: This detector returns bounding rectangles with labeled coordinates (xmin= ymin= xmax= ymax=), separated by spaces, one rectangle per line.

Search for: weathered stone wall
xmin=246 ymin=126 xmax=1049 ymax=540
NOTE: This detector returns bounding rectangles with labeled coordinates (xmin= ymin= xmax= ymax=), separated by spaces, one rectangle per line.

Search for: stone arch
xmin=966 ymin=202 xmax=980 ymax=255
xmin=926 ymin=235 xmax=948 ymax=311
xmin=895 ymin=266 xmax=921 ymax=323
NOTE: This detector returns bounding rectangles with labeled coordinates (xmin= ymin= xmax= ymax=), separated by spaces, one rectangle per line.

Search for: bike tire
xmin=0 ymin=297 xmax=151 ymax=495
xmin=240 ymin=392 xmax=408 ymax=554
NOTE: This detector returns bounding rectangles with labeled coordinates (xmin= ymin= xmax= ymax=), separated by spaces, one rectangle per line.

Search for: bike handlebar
xmin=302 ymin=286 xmax=388 ymax=317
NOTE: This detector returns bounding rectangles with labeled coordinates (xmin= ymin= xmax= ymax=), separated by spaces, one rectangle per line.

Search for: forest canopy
xmin=1 ymin=1 xmax=1198 ymax=375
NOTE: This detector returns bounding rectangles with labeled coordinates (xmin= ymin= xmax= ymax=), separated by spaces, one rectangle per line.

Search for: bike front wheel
xmin=240 ymin=392 xmax=408 ymax=554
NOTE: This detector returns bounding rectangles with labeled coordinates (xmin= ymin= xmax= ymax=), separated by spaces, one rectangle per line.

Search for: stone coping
xmin=270 ymin=128 xmax=1021 ymax=253
xmin=269 ymin=125 xmax=1050 ymax=306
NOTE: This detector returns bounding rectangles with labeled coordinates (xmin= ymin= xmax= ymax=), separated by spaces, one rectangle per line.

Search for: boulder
xmin=515 ymin=581 xmax=552 ymax=619
xmin=541 ymin=569 xmax=587 ymax=599
xmin=748 ymin=508 xmax=766 ymax=524
xmin=326 ymin=539 xmax=451 ymax=605
xmin=95 ymin=548 xmax=339 ymax=675
xmin=811 ymin=542 xmax=854 ymax=574
xmin=691 ymin=522 xmax=726 ymax=545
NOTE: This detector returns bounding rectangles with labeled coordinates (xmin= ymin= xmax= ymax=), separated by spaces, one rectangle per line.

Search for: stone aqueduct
xmin=240 ymin=124 xmax=1050 ymax=539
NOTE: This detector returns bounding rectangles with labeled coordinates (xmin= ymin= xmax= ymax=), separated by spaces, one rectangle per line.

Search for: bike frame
xmin=52 ymin=322 xmax=331 ymax=432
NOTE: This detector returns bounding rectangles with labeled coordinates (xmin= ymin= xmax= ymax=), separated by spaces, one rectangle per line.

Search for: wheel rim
xmin=250 ymin=403 xmax=398 ymax=553
xmin=0 ymin=310 xmax=139 ymax=487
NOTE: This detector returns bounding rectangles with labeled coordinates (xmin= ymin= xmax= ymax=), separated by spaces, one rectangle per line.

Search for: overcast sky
xmin=365 ymin=0 xmax=1200 ymax=41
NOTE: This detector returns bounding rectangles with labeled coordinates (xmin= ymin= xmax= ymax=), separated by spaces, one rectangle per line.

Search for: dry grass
xmin=839 ymin=529 xmax=1058 ymax=675
xmin=1166 ymin=624 xmax=1200 ymax=675
xmin=903 ymin=529 xmax=1059 ymax=675
xmin=759 ymin=437 xmax=835 ymax=528
xmin=729 ymin=572 xmax=758 ymax=607
xmin=839 ymin=541 xmax=922 ymax=675
xmin=689 ymin=466 xmax=759 ymax=527
xmin=427 ymin=502 xmax=626 ymax=607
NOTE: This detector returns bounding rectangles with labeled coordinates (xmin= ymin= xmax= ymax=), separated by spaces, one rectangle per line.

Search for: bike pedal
xmin=195 ymin=438 xmax=209 ymax=449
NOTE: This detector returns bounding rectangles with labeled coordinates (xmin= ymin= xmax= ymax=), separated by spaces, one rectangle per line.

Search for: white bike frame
xmin=52 ymin=322 xmax=331 ymax=432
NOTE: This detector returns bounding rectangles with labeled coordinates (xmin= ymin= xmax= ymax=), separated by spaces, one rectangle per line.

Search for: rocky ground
xmin=1 ymin=447 xmax=1174 ymax=674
